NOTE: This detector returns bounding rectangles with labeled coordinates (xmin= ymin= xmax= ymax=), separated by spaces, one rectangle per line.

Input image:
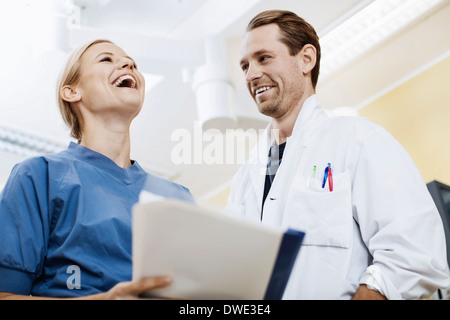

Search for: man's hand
xmin=352 ymin=284 xmax=387 ymax=300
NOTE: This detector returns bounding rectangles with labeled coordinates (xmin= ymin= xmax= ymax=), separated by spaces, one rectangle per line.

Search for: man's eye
xmin=241 ymin=65 xmax=248 ymax=72
xmin=100 ymin=57 xmax=112 ymax=63
xmin=260 ymin=56 xmax=269 ymax=62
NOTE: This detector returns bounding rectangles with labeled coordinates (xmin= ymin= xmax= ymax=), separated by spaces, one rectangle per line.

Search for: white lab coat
xmin=226 ymin=94 xmax=450 ymax=299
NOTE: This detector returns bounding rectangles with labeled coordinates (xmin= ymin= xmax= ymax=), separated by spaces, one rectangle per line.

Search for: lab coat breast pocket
xmin=283 ymin=171 xmax=352 ymax=248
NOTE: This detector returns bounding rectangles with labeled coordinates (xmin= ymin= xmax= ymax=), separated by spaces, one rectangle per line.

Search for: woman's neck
xmin=80 ymin=119 xmax=132 ymax=168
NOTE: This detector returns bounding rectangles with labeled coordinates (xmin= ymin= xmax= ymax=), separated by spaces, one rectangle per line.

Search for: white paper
xmin=132 ymin=198 xmax=287 ymax=300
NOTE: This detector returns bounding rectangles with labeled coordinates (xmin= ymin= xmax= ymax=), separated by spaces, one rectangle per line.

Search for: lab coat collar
xmin=263 ymin=94 xmax=327 ymax=149
xmin=287 ymin=94 xmax=326 ymax=145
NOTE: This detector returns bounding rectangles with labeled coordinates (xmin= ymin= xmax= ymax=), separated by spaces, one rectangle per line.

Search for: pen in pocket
xmin=322 ymin=164 xmax=329 ymax=189
xmin=307 ymin=165 xmax=317 ymax=188
xmin=321 ymin=163 xmax=333 ymax=192
xmin=328 ymin=164 xmax=333 ymax=192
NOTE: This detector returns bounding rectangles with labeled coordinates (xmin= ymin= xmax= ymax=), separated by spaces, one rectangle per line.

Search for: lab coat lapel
xmin=271 ymin=95 xmax=328 ymax=180
xmin=263 ymin=95 xmax=329 ymax=223
xmin=248 ymin=125 xmax=273 ymax=216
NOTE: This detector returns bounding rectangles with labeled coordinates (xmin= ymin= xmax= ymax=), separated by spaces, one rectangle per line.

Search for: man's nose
xmin=245 ymin=63 xmax=263 ymax=83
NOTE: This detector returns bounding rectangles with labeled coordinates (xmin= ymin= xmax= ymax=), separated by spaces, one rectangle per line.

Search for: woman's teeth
xmin=112 ymin=75 xmax=136 ymax=88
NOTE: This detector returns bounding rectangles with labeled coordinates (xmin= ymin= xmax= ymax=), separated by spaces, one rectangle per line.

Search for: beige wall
xmin=359 ymin=55 xmax=450 ymax=187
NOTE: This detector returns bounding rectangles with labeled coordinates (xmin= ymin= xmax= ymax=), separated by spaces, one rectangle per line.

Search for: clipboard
xmin=132 ymin=197 xmax=305 ymax=300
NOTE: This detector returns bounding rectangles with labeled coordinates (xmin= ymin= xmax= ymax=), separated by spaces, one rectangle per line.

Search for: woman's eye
xmin=100 ymin=57 xmax=112 ymax=63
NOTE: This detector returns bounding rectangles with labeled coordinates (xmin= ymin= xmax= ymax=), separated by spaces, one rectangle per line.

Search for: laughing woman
xmin=0 ymin=40 xmax=193 ymax=299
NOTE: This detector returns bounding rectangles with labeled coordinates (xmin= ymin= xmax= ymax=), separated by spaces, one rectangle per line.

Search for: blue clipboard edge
xmin=263 ymin=228 xmax=305 ymax=300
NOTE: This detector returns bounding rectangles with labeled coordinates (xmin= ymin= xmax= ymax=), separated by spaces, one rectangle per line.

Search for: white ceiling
xmin=0 ymin=0 xmax=449 ymax=199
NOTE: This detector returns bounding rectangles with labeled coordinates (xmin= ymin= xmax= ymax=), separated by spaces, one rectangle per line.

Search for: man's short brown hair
xmin=247 ymin=10 xmax=321 ymax=88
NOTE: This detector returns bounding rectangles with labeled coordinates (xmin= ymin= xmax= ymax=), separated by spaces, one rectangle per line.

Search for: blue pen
xmin=322 ymin=163 xmax=331 ymax=188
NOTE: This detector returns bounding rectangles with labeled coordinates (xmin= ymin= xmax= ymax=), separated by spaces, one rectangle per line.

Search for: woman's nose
xmin=120 ymin=58 xmax=134 ymax=70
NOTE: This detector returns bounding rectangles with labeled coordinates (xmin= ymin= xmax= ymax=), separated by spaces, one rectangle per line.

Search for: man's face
xmin=240 ymin=24 xmax=305 ymax=119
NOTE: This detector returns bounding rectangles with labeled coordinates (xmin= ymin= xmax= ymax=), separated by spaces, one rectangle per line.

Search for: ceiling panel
xmin=74 ymin=0 xmax=209 ymax=35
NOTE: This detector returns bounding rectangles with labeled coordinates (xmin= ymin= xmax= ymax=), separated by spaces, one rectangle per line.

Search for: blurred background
xmin=0 ymin=0 xmax=449 ymax=206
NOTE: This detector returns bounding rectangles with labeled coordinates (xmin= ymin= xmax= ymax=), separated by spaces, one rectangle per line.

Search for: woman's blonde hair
xmin=57 ymin=39 xmax=113 ymax=141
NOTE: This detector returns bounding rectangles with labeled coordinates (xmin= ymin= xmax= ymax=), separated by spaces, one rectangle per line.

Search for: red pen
xmin=328 ymin=166 xmax=333 ymax=192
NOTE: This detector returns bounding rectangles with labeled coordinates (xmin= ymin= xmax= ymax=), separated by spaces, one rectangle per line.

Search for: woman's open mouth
xmin=112 ymin=74 xmax=137 ymax=89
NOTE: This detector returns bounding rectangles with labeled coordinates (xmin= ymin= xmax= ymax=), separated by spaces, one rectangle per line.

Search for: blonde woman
xmin=0 ymin=40 xmax=193 ymax=299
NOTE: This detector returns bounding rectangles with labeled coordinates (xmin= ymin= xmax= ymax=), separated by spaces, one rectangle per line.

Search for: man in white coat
xmin=227 ymin=9 xmax=450 ymax=299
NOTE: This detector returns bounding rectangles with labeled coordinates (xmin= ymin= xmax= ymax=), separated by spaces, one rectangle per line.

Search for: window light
xmin=319 ymin=0 xmax=447 ymax=79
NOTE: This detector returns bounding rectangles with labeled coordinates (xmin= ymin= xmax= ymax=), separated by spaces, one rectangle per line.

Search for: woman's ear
xmin=299 ymin=44 xmax=317 ymax=75
xmin=61 ymin=85 xmax=81 ymax=103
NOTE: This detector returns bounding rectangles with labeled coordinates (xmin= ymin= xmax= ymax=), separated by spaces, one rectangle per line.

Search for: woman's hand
xmin=95 ymin=276 xmax=173 ymax=300
xmin=0 ymin=276 xmax=173 ymax=300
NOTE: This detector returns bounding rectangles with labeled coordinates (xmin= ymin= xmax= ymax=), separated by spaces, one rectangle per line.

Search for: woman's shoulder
xmin=11 ymin=148 xmax=74 ymax=177
xmin=143 ymin=172 xmax=194 ymax=203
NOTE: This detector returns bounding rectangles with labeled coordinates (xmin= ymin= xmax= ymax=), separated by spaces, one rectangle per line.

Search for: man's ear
xmin=61 ymin=85 xmax=81 ymax=103
xmin=299 ymin=44 xmax=317 ymax=75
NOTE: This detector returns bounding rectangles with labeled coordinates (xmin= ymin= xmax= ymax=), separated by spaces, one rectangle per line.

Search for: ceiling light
xmin=0 ymin=122 xmax=67 ymax=157
xmin=319 ymin=0 xmax=447 ymax=79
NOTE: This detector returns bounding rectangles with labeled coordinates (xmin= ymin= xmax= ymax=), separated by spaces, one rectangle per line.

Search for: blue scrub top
xmin=0 ymin=142 xmax=194 ymax=297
